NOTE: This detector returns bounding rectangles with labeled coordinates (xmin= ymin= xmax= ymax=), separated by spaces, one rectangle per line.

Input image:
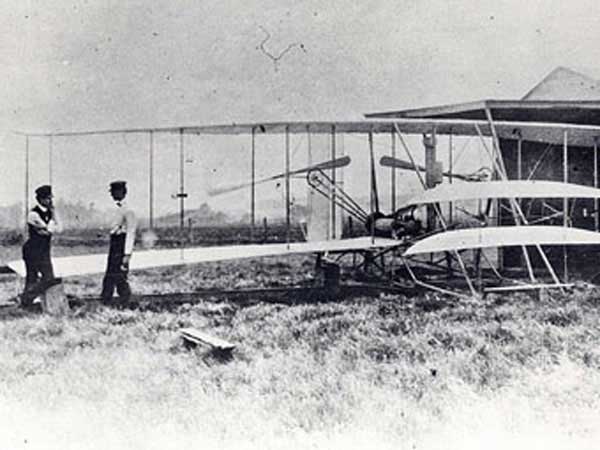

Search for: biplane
xmin=5 ymin=68 xmax=600 ymax=299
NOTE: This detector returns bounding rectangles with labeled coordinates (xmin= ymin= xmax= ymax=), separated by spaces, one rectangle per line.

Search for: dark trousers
xmin=101 ymin=234 xmax=131 ymax=303
xmin=21 ymin=241 xmax=55 ymax=306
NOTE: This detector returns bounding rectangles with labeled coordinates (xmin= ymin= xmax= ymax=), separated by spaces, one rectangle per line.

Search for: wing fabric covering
xmin=6 ymin=237 xmax=400 ymax=278
xmin=405 ymin=226 xmax=600 ymax=256
xmin=406 ymin=181 xmax=600 ymax=206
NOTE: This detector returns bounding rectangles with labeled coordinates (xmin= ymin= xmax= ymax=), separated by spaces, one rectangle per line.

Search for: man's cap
xmin=109 ymin=180 xmax=127 ymax=191
xmin=35 ymin=185 xmax=52 ymax=198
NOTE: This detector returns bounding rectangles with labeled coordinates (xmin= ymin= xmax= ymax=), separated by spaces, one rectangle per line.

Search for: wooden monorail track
xmin=66 ymin=284 xmax=416 ymax=310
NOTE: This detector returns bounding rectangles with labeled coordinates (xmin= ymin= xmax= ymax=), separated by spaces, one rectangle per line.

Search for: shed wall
xmin=500 ymin=138 xmax=600 ymax=278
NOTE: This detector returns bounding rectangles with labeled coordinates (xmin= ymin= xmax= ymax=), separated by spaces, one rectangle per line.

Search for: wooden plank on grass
xmin=180 ymin=327 xmax=236 ymax=351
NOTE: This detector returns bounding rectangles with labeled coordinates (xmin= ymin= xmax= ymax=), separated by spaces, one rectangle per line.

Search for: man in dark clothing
xmin=21 ymin=185 xmax=62 ymax=309
xmin=101 ymin=180 xmax=136 ymax=305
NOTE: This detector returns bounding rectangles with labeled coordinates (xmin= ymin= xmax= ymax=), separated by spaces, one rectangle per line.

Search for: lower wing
xmin=4 ymin=237 xmax=400 ymax=278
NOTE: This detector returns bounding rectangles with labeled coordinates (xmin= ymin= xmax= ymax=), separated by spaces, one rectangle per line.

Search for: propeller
xmin=379 ymin=156 xmax=490 ymax=182
xmin=208 ymin=155 xmax=351 ymax=197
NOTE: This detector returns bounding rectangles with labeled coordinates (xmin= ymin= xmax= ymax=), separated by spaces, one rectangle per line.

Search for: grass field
xmin=1 ymin=244 xmax=600 ymax=449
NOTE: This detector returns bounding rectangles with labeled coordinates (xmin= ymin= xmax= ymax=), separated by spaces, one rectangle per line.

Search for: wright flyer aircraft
xmin=5 ymin=66 xmax=600 ymax=301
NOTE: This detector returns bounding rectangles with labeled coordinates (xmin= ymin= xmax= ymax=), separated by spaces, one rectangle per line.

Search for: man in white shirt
xmin=101 ymin=180 xmax=137 ymax=305
xmin=21 ymin=185 xmax=62 ymax=309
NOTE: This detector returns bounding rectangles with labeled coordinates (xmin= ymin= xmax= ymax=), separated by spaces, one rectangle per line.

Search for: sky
xmin=2 ymin=0 xmax=600 ymax=218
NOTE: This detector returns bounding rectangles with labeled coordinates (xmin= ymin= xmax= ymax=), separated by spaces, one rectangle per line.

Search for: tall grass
xmin=2 ymin=282 xmax=600 ymax=449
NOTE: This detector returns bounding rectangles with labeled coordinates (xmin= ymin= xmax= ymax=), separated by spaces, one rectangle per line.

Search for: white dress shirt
xmin=109 ymin=200 xmax=137 ymax=255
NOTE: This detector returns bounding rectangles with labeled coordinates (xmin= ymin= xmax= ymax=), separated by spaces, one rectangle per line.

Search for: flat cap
xmin=109 ymin=180 xmax=127 ymax=191
xmin=35 ymin=185 xmax=52 ymax=198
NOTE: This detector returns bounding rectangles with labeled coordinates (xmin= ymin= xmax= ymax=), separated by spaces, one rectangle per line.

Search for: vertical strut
xmin=285 ymin=125 xmax=291 ymax=246
xmin=448 ymin=131 xmax=453 ymax=223
xmin=516 ymin=130 xmax=522 ymax=212
xmin=368 ymin=130 xmax=375 ymax=243
xmin=391 ymin=130 xmax=396 ymax=212
xmin=517 ymin=131 xmax=523 ymax=181
xmin=149 ymin=131 xmax=154 ymax=229
xmin=251 ymin=127 xmax=256 ymax=240
xmin=330 ymin=125 xmax=336 ymax=239
xmin=179 ymin=128 xmax=185 ymax=232
xmin=49 ymin=135 xmax=53 ymax=184
xmin=306 ymin=125 xmax=312 ymax=238
xmin=24 ymin=135 xmax=29 ymax=230
xmin=563 ymin=130 xmax=569 ymax=281
xmin=595 ymin=137 xmax=599 ymax=232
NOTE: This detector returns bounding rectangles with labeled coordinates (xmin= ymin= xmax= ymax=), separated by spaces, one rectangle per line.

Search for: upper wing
xmin=404 ymin=226 xmax=600 ymax=256
xmin=23 ymin=118 xmax=600 ymax=147
xmin=5 ymin=237 xmax=400 ymax=278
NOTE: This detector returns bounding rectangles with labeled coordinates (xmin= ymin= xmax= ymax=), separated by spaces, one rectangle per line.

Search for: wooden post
xmin=263 ymin=217 xmax=268 ymax=243
xmin=42 ymin=282 xmax=69 ymax=316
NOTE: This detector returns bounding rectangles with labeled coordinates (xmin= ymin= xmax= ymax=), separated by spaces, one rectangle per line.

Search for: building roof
xmin=522 ymin=66 xmax=600 ymax=101
xmin=366 ymin=67 xmax=600 ymax=127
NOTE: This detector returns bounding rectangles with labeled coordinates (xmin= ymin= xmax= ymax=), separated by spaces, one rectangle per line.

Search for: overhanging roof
xmin=366 ymin=99 xmax=600 ymax=126
xmin=367 ymin=67 xmax=600 ymax=126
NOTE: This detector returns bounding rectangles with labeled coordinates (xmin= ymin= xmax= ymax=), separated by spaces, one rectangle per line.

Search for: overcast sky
xmin=2 ymin=0 xmax=600 ymax=215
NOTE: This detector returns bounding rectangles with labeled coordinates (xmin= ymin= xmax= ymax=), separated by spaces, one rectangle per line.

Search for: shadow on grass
xmin=182 ymin=339 xmax=235 ymax=364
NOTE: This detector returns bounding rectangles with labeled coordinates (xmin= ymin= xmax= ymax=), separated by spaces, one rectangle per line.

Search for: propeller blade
xmin=380 ymin=156 xmax=472 ymax=181
xmin=301 ymin=155 xmax=351 ymax=174
xmin=380 ymin=156 xmax=427 ymax=172
xmin=208 ymin=155 xmax=351 ymax=197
